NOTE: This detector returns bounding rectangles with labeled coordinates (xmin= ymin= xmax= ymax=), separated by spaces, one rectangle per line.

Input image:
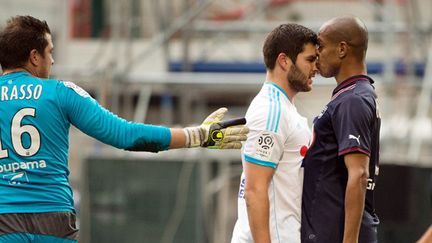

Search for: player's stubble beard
xmin=287 ymin=64 xmax=311 ymax=92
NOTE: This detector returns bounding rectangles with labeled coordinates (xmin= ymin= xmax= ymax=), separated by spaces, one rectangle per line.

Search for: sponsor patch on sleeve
xmin=253 ymin=131 xmax=275 ymax=160
xmin=63 ymin=81 xmax=91 ymax=98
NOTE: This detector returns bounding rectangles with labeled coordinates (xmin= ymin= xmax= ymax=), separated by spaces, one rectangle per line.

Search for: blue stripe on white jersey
xmin=266 ymin=85 xmax=273 ymax=131
xmin=275 ymin=91 xmax=281 ymax=133
xmin=265 ymin=83 xmax=282 ymax=133
xmin=271 ymin=87 xmax=278 ymax=132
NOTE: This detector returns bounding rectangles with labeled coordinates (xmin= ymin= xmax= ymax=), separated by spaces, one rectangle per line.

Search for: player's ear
xmin=277 ymin=53 xmax=292 ymax=71
xmin=338 ymin=41 xmax=348 ymax=58
xmin=29 ymin=49 xmax=39 ymax=66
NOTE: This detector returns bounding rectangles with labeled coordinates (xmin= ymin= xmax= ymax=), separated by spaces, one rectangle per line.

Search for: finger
xmin=223 ymin=126 xmax=249 ymax=136
xmin=220 ymin=142 xmax=243 ymax=149
xmin=203 ymin=107 xmax=227 ymax=124
xmin=223 ymin=135 xmax=248 ymax=142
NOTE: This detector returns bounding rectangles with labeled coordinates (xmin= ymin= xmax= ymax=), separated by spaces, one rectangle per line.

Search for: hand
xmin=184 ymin=108 xmax=248 ymax=149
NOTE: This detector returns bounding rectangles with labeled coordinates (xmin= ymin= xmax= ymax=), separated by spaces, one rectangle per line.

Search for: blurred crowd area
xmin=1 ymin=0 xmax=432 ymax=242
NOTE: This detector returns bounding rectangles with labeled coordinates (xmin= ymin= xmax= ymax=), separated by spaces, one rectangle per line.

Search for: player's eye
xmin=307 ymin=56 xmax=317 ymax=62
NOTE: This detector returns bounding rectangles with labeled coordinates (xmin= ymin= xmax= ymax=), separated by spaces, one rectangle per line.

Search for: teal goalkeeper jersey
xmin=0 ymin=72 xmax=171 ymax=213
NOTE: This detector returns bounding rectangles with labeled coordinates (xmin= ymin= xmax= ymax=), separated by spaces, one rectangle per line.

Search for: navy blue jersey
xmin=301 ymin=75 xmax=380 ymax=243
xmin=0 ymin=72 xmax=171 ymax=214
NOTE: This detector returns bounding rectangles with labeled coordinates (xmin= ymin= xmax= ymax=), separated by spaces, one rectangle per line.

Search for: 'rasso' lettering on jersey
xmin=1 ymin=84 xmax=43 ymax=101
xmin=0 ymin=160 xmax=46 ymax=173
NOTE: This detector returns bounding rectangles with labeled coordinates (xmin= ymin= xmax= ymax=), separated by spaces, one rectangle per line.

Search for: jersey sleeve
xmin=332 ymin=95 xmax=374 ymax=156
xmin=242 ymin=106 xmax=284 ymax=169
xmin=56 ymin=81 xmax=171 ymax=152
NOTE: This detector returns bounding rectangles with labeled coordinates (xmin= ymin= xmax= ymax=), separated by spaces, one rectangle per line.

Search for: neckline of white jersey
xmin=264 ymin=81 xmax=290 ymax=101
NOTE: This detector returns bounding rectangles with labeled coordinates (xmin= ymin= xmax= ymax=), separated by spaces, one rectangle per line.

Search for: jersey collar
xmin=332 ymin=75 xmax=374 ymax=96
xmin=264 ymin=81 xmax=290 ymax=101
xmin=1 ymin=71 xmax=31 ymax=79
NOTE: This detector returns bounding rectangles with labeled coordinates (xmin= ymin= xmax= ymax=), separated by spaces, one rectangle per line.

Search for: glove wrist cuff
xmin=184 ymin=126 xmax=204 ymax=147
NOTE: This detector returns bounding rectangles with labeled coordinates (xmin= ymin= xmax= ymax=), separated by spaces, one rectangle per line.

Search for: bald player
xmin=301 ymin=16 xmax=381 ymax=243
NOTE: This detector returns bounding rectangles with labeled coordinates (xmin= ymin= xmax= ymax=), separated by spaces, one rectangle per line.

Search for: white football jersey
xmin=231 ymin=82 xmax=311 ymax=243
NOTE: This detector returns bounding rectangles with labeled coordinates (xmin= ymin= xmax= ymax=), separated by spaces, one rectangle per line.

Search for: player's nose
xmin=312 ymin=62 xmax=318 ymax=73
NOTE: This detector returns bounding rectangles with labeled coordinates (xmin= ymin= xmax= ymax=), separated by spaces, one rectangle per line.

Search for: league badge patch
xmin=254 ymin=132 xmax=275 ymax=160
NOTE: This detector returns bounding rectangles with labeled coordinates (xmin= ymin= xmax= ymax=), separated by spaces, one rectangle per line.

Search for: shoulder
xmin=336 ymin=92 xmax=371 ymax=111
xmin=353 ymin=80 xmax=377 ymax=99
xmin=57 ymin=81 xmax=91 ymax=98
xmin=337 ymin=81 xmax=376 ymax=107
xmin=331 ymin=90 xmax=376 ymax=123
xmin=246 ymin=91 xmax=290 ymax=133
xmin=245 ymin=96 xmax=269 ymax=129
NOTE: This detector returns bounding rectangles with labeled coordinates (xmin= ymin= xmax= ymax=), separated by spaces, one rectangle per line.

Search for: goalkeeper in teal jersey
xmin=0 ymin=15 xmax=248 ymax=243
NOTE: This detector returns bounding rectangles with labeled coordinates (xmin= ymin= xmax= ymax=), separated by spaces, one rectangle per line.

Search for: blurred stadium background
xmin=1 ymin=0 xmax=432 ymax=242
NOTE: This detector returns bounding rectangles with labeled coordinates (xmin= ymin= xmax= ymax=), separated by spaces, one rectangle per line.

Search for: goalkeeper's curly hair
xmin=263 ymin=23 xmax=318 ymax=70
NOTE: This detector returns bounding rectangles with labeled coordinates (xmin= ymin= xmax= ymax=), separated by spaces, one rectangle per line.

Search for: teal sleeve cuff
xmin=126 ymin=125 xmax=171 ymax=152
xmin=244 ymin=155 xmax=277 ymax=169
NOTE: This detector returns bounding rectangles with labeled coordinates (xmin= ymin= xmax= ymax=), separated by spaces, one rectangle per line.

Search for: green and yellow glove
xmin=184 ymin=107 xmax=248 ymax=149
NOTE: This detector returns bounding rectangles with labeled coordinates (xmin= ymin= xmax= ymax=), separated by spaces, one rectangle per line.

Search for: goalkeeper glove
xmin=184 ymin=107 xmax=248 ymax=149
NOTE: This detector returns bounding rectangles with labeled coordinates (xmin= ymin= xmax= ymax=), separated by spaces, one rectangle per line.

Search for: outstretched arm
xmin=58 ymin=83 xmax=248 ymax=152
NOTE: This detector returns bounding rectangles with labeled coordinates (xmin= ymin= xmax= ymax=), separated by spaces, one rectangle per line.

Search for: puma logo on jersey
xmin=349 ymin=134 xmax=361 ymax=145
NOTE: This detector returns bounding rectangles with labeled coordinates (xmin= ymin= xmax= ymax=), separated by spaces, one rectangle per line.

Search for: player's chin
xmin=299 ymin=83 xmax=312 ymax=92
xmin=318 ymin=69 xmax=331 ymax=78
xmin=303 ymin=85 xmax=312 ymax=92
xmin=303 ymin=79 xmax=313 ymax=92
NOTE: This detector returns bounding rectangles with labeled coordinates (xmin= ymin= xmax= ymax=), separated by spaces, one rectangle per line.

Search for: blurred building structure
xmin=45 ymin=0 xmax=432 ymax=165
xmin=1 ymin=0 xmax=432 ymax=242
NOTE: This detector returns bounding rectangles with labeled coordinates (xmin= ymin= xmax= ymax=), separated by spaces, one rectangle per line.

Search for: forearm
xmin=86 ymin=119 xmax=171 ymax=152
xmin=343 ymin=175 xmax=367 ymax=243
xmin=246 ymin=190 xmax=271 ymax=243
xmin=65 ymin=90 xmax=172 ymax=152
